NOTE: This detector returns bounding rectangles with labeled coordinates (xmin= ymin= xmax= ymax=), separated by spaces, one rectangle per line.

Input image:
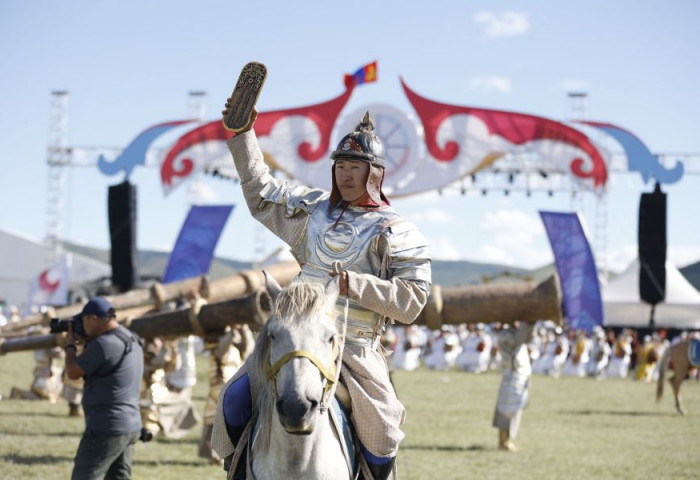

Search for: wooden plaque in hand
xmin=223 ymin=61 xmax=267 ymax=132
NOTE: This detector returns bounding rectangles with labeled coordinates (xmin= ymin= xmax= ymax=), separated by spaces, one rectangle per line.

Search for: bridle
xmin=264 ymin=302 xmax=348 ymax=411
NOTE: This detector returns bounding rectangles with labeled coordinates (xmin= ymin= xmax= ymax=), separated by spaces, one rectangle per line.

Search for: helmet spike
xmin=330 ymin=111 xmax=384 ymax=167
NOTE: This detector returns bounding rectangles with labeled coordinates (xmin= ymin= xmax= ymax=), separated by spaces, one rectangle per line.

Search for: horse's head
xmin=260 ymin=273 xmax=342 ymax=435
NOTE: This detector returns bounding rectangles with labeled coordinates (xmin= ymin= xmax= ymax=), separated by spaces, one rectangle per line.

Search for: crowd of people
xmin=387 ymin=321 xmax=700 ymax=383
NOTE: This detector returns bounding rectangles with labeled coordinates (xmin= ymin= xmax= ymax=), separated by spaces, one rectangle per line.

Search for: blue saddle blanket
xmin=689 ymin=339 xmax=700 ymax=367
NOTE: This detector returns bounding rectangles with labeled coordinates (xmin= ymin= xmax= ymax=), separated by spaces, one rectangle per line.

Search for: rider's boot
xmin=367 ymin=457 xmax=396 ymax=480
xmin=224 ymin=425 xmax=247 ymax=480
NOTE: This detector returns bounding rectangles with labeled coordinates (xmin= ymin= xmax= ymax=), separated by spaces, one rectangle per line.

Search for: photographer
xmin=64 ymin=297 xmax=144 ymax=480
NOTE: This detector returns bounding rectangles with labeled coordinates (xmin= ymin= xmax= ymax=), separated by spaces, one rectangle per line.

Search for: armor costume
xmin=492 ymin=322 xmax=535 ymax=452
xmin=212 ymin=116 xmax=431 ymax=477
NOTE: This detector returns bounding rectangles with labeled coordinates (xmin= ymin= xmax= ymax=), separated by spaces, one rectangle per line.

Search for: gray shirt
xmin=76 ymin=326 xmax=144 ymax=434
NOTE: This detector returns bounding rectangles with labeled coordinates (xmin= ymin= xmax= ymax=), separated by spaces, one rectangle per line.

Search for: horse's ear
xmin=263 ymin=270 xmax=282 ymax=304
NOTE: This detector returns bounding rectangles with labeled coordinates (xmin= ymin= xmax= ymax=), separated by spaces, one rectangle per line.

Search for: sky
xmin=1 ymin=0 xmax=699 ymax=277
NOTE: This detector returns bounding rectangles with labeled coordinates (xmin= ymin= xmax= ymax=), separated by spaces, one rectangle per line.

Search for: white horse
xmin=245 ymin=275 xmax=354 ymax=480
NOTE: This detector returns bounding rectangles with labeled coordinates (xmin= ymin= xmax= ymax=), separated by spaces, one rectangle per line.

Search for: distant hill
xmin=431 ymin=259 xmax=539 ymax=287
xmin=64 ymin=241 xmax=700 ymax=291
xmin=64 ymin=241 xmax=550 ymax=287
xmin=63 ymin=241 xmax=252 ymax=281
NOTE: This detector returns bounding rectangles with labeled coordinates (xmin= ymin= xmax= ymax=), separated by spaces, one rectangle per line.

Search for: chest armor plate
xmin=296 ymin=202 xmax=400 ymax=277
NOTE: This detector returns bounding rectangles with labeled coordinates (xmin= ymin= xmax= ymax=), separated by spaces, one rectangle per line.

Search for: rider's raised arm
xmin=227 ymin=131 xmax=326 ymax=248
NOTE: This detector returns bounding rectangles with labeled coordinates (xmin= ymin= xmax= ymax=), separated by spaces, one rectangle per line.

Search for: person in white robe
xmin=492 ymin=321 xmax=535 ymax=452
xmin=456 ymin=323 xmax=492 ymax=374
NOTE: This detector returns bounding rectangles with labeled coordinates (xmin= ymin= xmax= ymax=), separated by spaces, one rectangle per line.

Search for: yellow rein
xmin=265 ymin=337 xmax=340 ymax=406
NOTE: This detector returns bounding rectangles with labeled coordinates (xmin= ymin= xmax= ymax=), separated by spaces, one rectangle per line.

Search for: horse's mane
xmin=250 ymin=281 xmax=336 ymax=455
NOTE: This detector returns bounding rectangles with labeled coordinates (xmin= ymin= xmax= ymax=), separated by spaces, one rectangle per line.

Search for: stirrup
xmin=223 ymin=61 xmax=267 ymax=132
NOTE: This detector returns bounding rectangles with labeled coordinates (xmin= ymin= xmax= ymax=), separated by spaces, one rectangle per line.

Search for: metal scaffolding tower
xmin=45 ymin=91 xmax=70 ymax=265
xmin=187 ymin=90 xmax=207 ymax=122
xmin=568 ymin=91 xmax=610 ymax=279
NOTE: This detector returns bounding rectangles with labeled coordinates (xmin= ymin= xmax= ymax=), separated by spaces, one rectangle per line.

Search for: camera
xmin=49 ymin=317 xmax=86 ymax=339
xmin=139 ymin=427 xmax=153 ymax=443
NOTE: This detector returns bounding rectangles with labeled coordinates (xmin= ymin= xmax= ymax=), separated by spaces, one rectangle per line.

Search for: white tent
xmin=0 ymin=228 xmax=111 ymax=309
xmin=603 ymin=258 xmax=700 ymax=329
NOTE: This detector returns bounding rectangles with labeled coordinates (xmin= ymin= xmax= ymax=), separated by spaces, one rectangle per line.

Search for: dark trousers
xmin=72 ymin=430 xmax=140 ymax=480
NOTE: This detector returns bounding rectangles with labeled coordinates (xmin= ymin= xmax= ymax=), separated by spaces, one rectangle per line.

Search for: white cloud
xmin=426 ymin=235 xmax=462 ymax=261
xmin=186 ymin=180 xmax=220 ymax=204
xmin=473 ymin=209 xmax=552 ymax=269
xmin=477 ymin=243 xmax=552 ymax=270
xmin=469 ymin=76 xmax=512 ymax=94
xmin=481 ymin=209 xmax=544 ymax=246
xmin=479 ymin=243 xmax=516 ymax=266
xmin=473 ymin=11 xmax=529 ymax=38
xmin=409 ymin=208 xmax=453 ymax=224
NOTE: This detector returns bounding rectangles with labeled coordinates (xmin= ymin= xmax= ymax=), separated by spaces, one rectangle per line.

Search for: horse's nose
xmin=307 ymin=397 xmax=319 ymax=411
xmin=276 ymin=394 xmax=317 ymax=429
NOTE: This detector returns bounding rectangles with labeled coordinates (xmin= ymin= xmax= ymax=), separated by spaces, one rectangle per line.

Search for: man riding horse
xmin=211 ymin=67 xmax=432 ymax=480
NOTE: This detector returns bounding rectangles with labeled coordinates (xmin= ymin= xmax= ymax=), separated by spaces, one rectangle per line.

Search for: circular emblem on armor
xmin=324 ymin=223 xmax=353 ymax=253
xmin=316 ymin=222 xmax=360 ymax=266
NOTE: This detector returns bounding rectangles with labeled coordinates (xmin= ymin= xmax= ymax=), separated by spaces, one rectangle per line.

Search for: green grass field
xmin=1 ymin=351 xmax=698 ymax=479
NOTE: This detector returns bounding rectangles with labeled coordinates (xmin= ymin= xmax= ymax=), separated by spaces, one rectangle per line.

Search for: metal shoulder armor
xmin=384 ymin=219 xmax=432 ymax=287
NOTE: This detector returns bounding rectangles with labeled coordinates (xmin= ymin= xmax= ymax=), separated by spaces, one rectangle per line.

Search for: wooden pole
xmin=418 ymin=274 xmax=562 ymax=330
xmin=0 ymin=290 xmax=271 ymax=355
xmin=0 ymin=261 xmax=299 ymax=334
xmin=0 ymin=273 xmax=563 ymax=355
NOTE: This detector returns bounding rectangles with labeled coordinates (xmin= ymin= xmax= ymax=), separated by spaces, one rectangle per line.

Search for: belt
xmin=335 ymin=303 xmax=383 ymax=349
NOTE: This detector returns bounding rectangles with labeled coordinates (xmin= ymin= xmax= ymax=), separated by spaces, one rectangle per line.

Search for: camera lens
xmin=49 ymin=318 xmax=69 ymax=334
xmin=139 ymin=427 xmax=153 ymax=443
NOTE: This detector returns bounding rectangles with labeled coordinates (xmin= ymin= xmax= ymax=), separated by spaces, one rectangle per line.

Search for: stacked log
xmin=0 ymin=273 xmax=563 ymax=355
xmin=0 ymin=261 xmax=300 ymax=334
xmin=417 ymin=274 xmax=562 ymax=329
xmin=0 ymin=289 xmax=271 ymax=355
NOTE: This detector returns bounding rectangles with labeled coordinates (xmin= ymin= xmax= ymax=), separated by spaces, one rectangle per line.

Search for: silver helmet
xmin=330 ymin=112 xmax=385 ymax=168
xmin=329 ymin=112 xmax=388 ymax=207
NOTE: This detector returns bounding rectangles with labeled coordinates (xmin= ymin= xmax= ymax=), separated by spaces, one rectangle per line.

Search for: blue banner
xmin=163 ymin=205 xmax=234 ymax=284
xmin=539 ymin=211 xmax=604 ymax=334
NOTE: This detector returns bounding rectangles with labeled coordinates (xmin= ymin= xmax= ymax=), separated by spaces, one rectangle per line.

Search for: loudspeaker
xmin=638 ymin=182 xmax=666 ymax=305
xmin=108 ymin=181 xmax=138 ymax=292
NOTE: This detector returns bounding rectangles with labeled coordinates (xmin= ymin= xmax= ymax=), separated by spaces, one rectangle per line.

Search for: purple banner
xmin=539 ymin=211 xmax=603 ymax=334
xmin=163 ymin=205 xmax=234 ymax=284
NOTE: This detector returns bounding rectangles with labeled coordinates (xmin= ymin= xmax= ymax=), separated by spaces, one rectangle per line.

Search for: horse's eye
xmin=269 ymin=333 xmax=276 ymax=341
xmin=327 ymin=335 xmax=334 ymax=344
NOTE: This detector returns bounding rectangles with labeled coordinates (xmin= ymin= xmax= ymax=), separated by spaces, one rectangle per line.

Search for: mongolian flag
xmin=344 ymin=61 xmax=378 ymax=88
